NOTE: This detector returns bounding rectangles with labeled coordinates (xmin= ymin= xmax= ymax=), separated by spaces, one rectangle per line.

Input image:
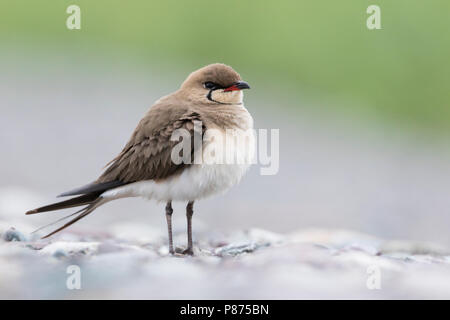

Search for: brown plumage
xmin=26 ymin=63 xmax=252 ymax=254
xmin=98 ymin=112 xmax=205 ymax=183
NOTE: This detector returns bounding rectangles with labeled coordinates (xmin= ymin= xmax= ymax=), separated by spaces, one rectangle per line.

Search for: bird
xmin=26 ymin=63 xmax=254 ymax=255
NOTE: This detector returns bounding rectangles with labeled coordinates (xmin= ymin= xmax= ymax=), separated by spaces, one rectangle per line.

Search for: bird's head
xmin=180 ymin=63 xmax=250 ymax=106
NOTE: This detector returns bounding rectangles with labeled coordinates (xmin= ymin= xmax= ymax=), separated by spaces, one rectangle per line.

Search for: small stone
xmin=214 ymin=242 xmax=269 ymax=257
xmin=39 ymin=241 xmax=99 ymax=257
xmin=158 ymin=245 xmax=170 ymax=256
xmin=52 ymin=249 xmax=68 ymax=259
xmin=2 ymin=227 xmax=27 ymax=242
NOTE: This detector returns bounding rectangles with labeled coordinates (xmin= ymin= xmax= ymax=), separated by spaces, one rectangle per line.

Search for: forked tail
xmin=26 ymin=191 xmax=109 ymax=238
xmin=25 ymin=180 xmax=125 ymax=238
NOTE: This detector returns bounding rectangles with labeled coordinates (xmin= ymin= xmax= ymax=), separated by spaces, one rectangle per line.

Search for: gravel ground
xmin=2 ymin=218 xmax=450 ymax=299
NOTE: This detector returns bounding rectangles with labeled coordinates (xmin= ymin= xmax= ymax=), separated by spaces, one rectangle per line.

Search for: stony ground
xmin=2 ymin=221 xmax=450 ymax=299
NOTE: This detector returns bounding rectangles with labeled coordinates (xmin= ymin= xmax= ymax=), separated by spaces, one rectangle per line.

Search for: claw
xmin=182 ymin=248 xmax=194 ymax=256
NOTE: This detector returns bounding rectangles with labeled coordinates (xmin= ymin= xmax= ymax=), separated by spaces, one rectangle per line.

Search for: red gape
xmin=223 ymin=84 xmax=241 ymax=92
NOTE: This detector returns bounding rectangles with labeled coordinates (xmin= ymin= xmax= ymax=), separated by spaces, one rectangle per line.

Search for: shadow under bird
xmin=26 ymin=63 xmax=254 ymax=255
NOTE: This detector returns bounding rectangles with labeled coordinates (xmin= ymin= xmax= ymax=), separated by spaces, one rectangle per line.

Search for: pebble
xmin=1 ymin=227 xmax=27 ymax=242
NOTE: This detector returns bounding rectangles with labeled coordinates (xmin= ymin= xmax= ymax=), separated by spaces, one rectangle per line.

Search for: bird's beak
xmin=223 ymin=81 xmax=251 ymax=92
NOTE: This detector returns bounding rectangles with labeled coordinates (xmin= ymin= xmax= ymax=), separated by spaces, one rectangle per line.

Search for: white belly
xmin=103 ymin=162 xmax=251 ymax=202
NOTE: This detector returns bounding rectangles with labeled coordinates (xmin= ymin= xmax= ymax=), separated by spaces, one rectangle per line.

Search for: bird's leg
xmin=183 ymin=201 xmax=195 ymax=255
xmin=165 ymin=201 xmax=174 ymax=254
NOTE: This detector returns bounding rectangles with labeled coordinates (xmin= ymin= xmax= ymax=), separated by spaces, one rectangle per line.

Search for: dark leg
xmin=183 ymin=201 xmax=194 ymax=255
xmin=165 ymin=201 xmax=174 ymax=254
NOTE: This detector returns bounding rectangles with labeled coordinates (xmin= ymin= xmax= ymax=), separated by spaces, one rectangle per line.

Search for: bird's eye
xmin=203 ymin=82 xmax=217 ymax=89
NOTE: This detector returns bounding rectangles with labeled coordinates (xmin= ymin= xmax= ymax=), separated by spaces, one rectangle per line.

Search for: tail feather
xmin=41 ymin=198 xmax=107 ymax=239
xmin=31 ymin=208 xmax=85 ymax=235
xmin=25 ymin=191 xmax=110 ymax=238
xmin=57 ymin=180 xmax=126 ymax=197
xmin=25 ymin=180 xmax=120 ymax=238
xmin=25 ymin=193 xmax=100 ymax=215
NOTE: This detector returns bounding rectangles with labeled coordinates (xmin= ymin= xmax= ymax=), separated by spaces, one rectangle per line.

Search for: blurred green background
xmin=1 ymin=0 xmax=449 ymax=134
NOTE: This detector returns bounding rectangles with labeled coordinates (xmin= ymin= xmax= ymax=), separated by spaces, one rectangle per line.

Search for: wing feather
xmin=97 ymin=110 xmax=205 ymax=184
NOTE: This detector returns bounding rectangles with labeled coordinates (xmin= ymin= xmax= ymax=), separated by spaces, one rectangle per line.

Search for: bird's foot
xmin=175 ymin=247 xmax=194 ymax=256
xmin=182 ymin=248 xmax=194 ymax=256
